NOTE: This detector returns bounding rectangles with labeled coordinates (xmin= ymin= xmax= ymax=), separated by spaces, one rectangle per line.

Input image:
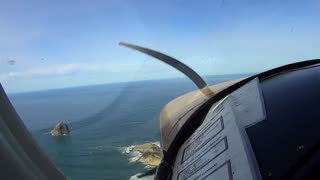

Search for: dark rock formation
xmin=50 ymin=122 xmax=70 ymax=136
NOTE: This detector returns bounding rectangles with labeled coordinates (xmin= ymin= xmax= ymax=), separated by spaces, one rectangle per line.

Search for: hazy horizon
xmin=5 ymin=73 xmax=253 ymax=94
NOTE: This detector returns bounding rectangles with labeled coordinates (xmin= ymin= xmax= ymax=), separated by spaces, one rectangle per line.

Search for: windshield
xmin=1 ymin=0 xmax=319 ymax=179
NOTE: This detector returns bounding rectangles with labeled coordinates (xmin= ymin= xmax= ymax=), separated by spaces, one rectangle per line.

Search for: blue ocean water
xmin=7 ymin=75 xmax=248 ymax=180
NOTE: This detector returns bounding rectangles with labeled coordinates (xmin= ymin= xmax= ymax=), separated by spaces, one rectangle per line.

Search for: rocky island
xmin=130 ymin=143 xmax=162 ymax=167
xmin=50 ymin=122 xmax=70 ymax=136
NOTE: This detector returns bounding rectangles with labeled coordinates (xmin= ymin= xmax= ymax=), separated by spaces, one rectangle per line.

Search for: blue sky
xmin=1 ymin=0 xmax=320 ymax=93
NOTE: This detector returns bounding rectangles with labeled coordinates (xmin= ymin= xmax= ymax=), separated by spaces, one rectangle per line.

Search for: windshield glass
xmin=1 ymin=0 xmax=319 ymax=179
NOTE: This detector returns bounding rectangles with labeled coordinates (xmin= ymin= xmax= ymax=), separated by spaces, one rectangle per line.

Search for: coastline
xmin=123 ymin=142 xmax=162 ymax=168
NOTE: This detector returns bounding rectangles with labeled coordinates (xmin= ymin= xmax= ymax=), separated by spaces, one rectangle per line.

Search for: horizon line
xmin=5 ymin=72 xmax=255 ymax=95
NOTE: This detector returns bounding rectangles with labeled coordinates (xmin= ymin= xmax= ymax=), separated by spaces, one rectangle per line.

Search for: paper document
xmin=171 ymin=78 xmax=265 ymax=180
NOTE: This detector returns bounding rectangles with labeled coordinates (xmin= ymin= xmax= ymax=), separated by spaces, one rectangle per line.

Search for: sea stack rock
xmin=51 ymin=122 xmax=70 ymax=136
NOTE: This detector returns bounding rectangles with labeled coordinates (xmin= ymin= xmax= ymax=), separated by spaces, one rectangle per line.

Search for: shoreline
xmin=123 ymin=142 xmax=162 ymax=167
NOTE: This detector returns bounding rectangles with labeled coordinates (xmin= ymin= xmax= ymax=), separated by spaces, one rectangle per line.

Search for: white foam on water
xmin=129 ymin=173 xmax=154 ymax=180
xmin=43 ymin=131 xmax=51 ymax=135
xmin=120 ymin=145 xmax=136 ymax=154
xmin=144 ymin=164 xmax=155 ymax=169
xmin=121 ymin=141 xmax=160 ymax=164
xmin=120 ymin=145 xmax=141 ymax=163
xmin=129 ymin=151 xmax=142 ymax=163
xmin=122 ymin=141 xmax=161 ymax=179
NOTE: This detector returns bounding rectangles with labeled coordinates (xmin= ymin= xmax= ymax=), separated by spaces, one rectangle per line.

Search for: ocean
xmin=7 ymin=74 xmax=248 ymax=180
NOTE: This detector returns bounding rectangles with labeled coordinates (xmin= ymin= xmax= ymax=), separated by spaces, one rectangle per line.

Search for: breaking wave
xmin=129 ymin=173 xmax=154 ymax=180
xmin=121 ymin=142 xmax=160 ymax=179
xmin=121 ymin=142 xmax=160 ymax=164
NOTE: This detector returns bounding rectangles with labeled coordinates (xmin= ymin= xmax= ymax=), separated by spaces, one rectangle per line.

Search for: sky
xmin=1 ymin=0 xmax=320 ymax=93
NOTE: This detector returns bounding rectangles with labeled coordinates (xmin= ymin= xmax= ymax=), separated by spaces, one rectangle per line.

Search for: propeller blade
xmin=119 ymin=42 xmax=214 ymax=96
